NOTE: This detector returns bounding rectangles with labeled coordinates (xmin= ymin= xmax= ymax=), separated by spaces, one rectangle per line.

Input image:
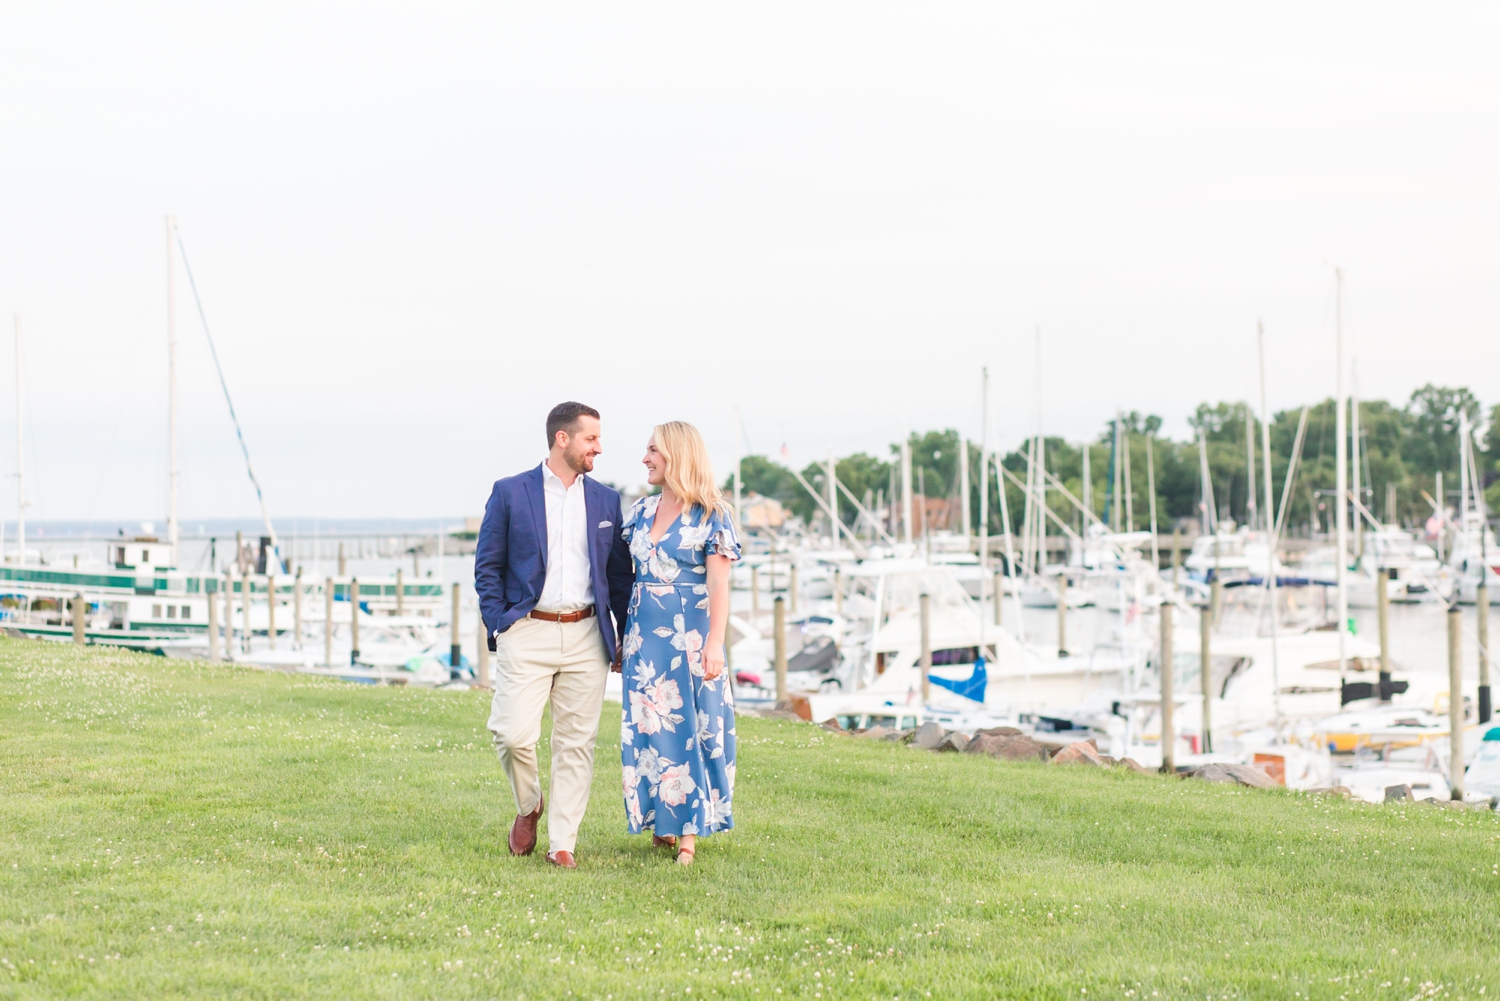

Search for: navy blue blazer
xmin=474 ymin=464 xmax=634 ymax=661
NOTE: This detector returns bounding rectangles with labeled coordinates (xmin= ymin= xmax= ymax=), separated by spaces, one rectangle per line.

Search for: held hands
xmin=702 ymin=642 xmax=726 ymax=682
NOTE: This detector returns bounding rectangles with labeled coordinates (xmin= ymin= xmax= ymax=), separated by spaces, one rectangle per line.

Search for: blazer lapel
xmin=524 ymin=465 xmax=549 ymax=569
xmin=583 ymin=477 xmax=602 ymax=576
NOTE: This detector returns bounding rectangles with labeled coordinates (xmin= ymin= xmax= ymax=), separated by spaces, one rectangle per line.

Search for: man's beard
xmin=565 ymin=448 xmax=595 ymax=474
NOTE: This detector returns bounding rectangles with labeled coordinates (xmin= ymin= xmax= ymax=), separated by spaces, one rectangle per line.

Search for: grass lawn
xmin=1 ymin=640 xmax=1497 ymax=1000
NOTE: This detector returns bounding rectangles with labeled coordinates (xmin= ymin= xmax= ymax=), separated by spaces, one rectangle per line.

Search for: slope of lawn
xmin=0 ymin=639 xmax=1497 ymax=1000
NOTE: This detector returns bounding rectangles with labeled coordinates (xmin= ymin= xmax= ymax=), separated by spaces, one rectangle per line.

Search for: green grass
xmin=1 ymin=640 xmax=1497 ymax=1000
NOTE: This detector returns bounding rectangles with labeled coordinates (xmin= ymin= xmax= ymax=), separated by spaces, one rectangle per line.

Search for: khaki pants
xmin=487 ymin=613 xmax=609 ymax=854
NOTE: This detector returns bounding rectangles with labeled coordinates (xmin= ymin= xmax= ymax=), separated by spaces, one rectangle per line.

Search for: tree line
xmin=729 ymin=385 xmax=1500 ymax=536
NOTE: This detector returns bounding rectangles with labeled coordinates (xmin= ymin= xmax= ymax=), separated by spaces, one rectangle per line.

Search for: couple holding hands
xmin=474 ymin=402 xmax=739 ymax=869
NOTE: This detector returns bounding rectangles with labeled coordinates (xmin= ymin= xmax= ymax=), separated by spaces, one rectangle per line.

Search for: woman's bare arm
xmin=702 ymin=553 xmax=732 ymax=680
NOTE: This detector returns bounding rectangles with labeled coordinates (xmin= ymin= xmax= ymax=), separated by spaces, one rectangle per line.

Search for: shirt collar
xmin=540 ymin=460 xmax=585 ymax=490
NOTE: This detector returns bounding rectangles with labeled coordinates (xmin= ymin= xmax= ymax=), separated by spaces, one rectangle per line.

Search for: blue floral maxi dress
xmin=619 ymin=497 xmax=741 ymax=838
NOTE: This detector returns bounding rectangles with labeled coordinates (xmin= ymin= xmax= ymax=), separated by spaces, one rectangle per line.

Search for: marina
xmin=6 ymin=247 xmax=1498 ymax=804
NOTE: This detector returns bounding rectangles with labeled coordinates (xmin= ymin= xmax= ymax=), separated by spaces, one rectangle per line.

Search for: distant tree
xmin=1403 ymin=384 xmax=1481 ymax=489
xmin=727 ymin=455 xmax=802 ymax=519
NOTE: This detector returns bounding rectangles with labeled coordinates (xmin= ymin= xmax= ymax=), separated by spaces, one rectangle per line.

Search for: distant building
xmin=740 ymin=492 xmax=787 ymax=530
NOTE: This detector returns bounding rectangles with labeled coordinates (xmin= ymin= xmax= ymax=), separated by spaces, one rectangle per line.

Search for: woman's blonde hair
xmin=652 ymin=421 xmax=726 ymax=520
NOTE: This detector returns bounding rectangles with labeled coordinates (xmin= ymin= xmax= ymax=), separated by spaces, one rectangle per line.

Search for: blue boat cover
xmin=929 ymin=659 xmax=987 ymax=703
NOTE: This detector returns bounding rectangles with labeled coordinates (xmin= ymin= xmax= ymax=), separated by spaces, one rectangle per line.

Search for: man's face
xmin=558 ymin=415 xmax=602 ymax=474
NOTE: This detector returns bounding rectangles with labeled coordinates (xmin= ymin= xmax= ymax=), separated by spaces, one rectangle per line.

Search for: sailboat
xmin=1 ymin=219 xmax=445 ymax=663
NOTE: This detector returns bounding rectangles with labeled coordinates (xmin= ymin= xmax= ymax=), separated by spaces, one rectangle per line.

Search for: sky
xmin=1 ymin=2 xmax=1497 ymax=525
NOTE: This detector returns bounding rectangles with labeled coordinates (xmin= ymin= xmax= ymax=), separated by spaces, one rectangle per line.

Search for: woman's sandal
xmin=652 ymin=834 xmax=678 ymax=850
xmin=676 ymin=846 xmax=695 ymax=867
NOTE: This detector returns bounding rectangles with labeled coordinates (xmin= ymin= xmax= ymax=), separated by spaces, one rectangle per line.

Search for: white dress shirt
xmin=536 ymin=460 xmax=594 ymax=612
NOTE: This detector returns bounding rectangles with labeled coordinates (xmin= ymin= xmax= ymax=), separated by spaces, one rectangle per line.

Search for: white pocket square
xmin=598 ymin=520 xmax=613 ymax=528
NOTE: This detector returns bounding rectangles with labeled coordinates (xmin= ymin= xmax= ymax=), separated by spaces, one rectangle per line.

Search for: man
xmin=475 ymin=402 xmax=634 ymax=869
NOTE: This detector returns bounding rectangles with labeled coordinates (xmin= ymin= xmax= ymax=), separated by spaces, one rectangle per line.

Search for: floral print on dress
xmin=619 ymin=495 xmax=741 ymax=838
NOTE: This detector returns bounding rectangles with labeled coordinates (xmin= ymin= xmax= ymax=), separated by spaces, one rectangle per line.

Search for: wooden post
xmin=207 ymin=584 xmax=220 ymax=661
xmin=833 ymin=567 xmax=843 ymax=618
xmin=349 ymin=578 xmax=360 ymax=665
xmin=1056 ymin=575 xmax=1068 ymax=657
xmin=1160 ymin=601 xmax=1175 ymax=772
xmin=1199 ymin=603 xmax=1212 ymax=753
xmin=1448 ymin=603 xmax=1464 ymax=801
xmin=1377 ymin=569 xmax=1392 ymax=701
xmin=477 ymin=617 xmax=491 ymax=688
xmin=1170 ymin=527 xmax=1181 ymax=588
xmin=224 ymin=570 xmax=234 ymax=656
xmin=789 ymin=562 xmax=798 ymax=614
xmin=995 ymin=569 xmax=1004 ymax=626
xmin=72 ymin=594 xmax=86 ymax=646
xmin=396 ymin=568 xmax=405 ymax=616
xmin=324 ymin=578 xmax=334 ymax=668
xmin=1478 ymin=581 xmax=1491 ymax=724
xmin=450 ymin=583 xmax=462 ymax=675
xmin=1210 ymin=575 xmax=1223 ymax=629
xmin=240 ymin=567 xmax=251 ymax=652
xmin=919 ymin=592 xmax=932 ymax=705
xmin=235 ymin=530 xmax=245 ymax=573
xmin=751 ymin=565 xmax=760 ymax=618
xmin=266 ymin=573 xmax=277 ymax=650
xmin=338 ymin=541 xmax=346 ymax=577
xmin=293 ymin=567 xmax=303 ymax=650
xmin=773 ymin=595 xmax=787 ymax=703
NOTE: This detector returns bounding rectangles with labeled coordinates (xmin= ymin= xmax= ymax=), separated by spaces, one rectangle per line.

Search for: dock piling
xmin=324 ymin=578 xmax=334 ymax=668
xmin=477 ymin=617 xmax=490 ymax=688
xmin=1199 ymin=603 xmax=1212 ymax=753
xmin=1161 ymin=601 xmax=1175 ymax=773
xmin=1448 ymin=603 xmax=1464 ymax=801
xmin=350 ymin=578 xmax=360 ymax=665
xmin=240 ymin=567 xmax=251 ymax=652
xmin=773 ymin=595 xmax=787 ymax=703
xmin=1478 ymin=581 xmax=1491 ymax=724
xmin=293 ymin=567 xmax=303 ymax=650
xmin=1377 ymin=570 xmax=1392 ymax=701
xmin=450 ymin=583 xmax=462 ymax=676
xmin=72 ymin=594 xmax=85 ymax=646
xmin=396 ymin=568 xmax=405 ymax=616
xmin=266 ymin=573 xmax=276 ymax=650
xmin=1056 ymin=575 xmax=1068 ymax=657
xmin=207 ymin=585 xmax=220 ymax=661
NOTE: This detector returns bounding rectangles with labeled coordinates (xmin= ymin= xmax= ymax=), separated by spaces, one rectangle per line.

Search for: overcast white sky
xmin=2 ymin=3 xmax=1497 ymax=523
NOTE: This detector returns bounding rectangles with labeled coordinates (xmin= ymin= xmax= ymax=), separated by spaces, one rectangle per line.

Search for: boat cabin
xmin=113 ymin=538 xmax=175 ymax=571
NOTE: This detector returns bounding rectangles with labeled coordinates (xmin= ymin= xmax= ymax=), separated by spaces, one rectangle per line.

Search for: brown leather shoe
xmin=508 ymin=796 xmax=543 ymax=856
xmin=545 ymin=850 xmax=577 ymax=869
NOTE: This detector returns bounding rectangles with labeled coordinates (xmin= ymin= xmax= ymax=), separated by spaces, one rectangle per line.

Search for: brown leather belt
xmin=528 ymin=606 xmax=595 ymax=624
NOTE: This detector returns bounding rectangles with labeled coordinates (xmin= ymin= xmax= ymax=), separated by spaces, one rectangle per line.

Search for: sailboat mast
xmin=978 ymin=367 xmax=989 ymax=649
xmin=1244 ymin=404 xmax=1257 ymax=531
xmin=1112 ymin=413 xmax=1122 ymax=532
xmin=1334 ymin=268 xmax=1349 ymax=680
xmin=1459 ymin=410 xmax=1469 ymax=539
xmin=13 ymin=315 xmax=23 ymax=567
xmin=167 ymin=215 xmax=179 ymax=556
xmin=1351 ymin=362 xmax=1362 ymax=560
xmin=1259 ymin=321 xmax=1282 ymax=722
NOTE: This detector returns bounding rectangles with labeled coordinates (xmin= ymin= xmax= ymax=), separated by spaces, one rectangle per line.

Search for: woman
xmin=618 ymin=421 xmax=740 ymax=866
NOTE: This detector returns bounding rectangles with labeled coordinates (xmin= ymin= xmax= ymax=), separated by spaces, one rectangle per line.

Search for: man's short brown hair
xmin=546 ymin=402 xmax=601 ymax=449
